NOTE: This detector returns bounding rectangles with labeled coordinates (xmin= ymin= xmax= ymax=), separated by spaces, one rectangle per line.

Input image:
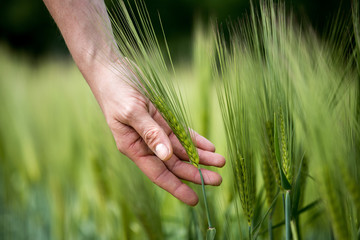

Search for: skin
xmin=43 ymin=0 xmax=225 ymax=206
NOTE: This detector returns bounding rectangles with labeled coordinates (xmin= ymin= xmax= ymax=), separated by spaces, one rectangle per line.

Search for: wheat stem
xmin=199 ymin=168 xmax=216 ymax=240
xmin=285 ymin=190 xmax=291 ymax=240
xmin=268 ymin=209 xmax=274 ymax=240
xmin=199 ymin=168 xmax=212 ymax=228
xmin=248 ymin=225 xmax=252 ymax=240
xmin=290 ymin=220 xmax=299 ymax=240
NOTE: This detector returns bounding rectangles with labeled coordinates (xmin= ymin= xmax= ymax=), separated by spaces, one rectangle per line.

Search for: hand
xmin=42 ymin=0 xmax=225 ymax=206
xmin=87 ymin=62 xmax=225 ymax=206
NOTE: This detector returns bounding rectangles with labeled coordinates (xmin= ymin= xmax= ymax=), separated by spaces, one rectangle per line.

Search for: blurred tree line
xmin=0 ymin=0 xmax=350 ymax=59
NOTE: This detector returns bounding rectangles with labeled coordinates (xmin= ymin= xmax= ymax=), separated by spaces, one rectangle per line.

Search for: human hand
xmin=42 ymin=0 xmax=225 ymax=206
xmin=86 ymin=62 xmax=225 ymax=206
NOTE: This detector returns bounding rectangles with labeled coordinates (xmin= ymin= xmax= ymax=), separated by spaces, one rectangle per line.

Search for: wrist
xmin=74 ymin=39 xmax=119 ymax=78
xmin=80 ymin=57 xmax=128 ymax=115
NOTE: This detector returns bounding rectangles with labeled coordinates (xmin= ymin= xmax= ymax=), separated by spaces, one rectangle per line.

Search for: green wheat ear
xmin=106 ymin=0 xmax=199 ymax=167
xmin=265 ymin=121 xmax=282 ymax=188
xmin=279 ymin=110 xmax=292 ymax=184
xmin=154 ymin=96 xmax=199 ymax=167
xmin=261 ymin=155 xmax=277 ymax=207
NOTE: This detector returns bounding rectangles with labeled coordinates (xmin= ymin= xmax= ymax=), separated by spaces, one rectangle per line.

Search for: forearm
xmin=43 ymin=0 xmax=116 ymax=84
xmin=43 ymin=0 xmax=121 ymax=112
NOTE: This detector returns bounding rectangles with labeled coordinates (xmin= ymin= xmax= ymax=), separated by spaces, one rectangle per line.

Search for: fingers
xmin=109 ymin=121 xmax=199 ymax=205
xmin=110 ymin=116 xmax=223 ymax=206
xmin=128 ymin=110 xmax=173 ymax=161
xmin=150 ymin=106 xmax=224 ymax=167
xmin=134 ymin=155 xmax=199 ymax=206
xmin=197 ymin=150 xmax=226 ymax=167
xmin=165 ymin=156 xmax=223 ymax=186
xmin=190 ymin=129 xmax=215 ymax=152
xmin=169 ymin=132 xmax=226 ymax=167
xmin=150 ymin=105 xmax=215 ymax=152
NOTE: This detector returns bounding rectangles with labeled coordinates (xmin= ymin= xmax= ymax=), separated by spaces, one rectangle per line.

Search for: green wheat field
xmin=0 ymin=0 xmax=360 ymax=239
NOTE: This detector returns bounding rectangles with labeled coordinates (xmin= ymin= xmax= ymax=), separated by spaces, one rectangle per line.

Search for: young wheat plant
xmin=215 ymin=26 xmax=258 ymax=239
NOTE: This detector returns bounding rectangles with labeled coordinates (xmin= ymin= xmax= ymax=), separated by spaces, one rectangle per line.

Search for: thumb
xmin=130 ymin=112 xmax=173 ymax=161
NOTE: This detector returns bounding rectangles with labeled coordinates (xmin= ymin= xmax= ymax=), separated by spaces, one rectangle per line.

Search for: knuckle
xmin=115 ymin=142 xmax=126 ymax=155
xmin=120 ymin=102 xmax=139 ymax=122
xmin=193 ymin=169 xmax=200 ymax=182
xmin=116 ymin=144 xmax=125 ymax=154
xmin=167 ymin=158 xmax=180 ymax=172
xmin=143 ymin=127 xmax=160 ymax=147
xmin=106 ymin=118 xmax=118 ymax=129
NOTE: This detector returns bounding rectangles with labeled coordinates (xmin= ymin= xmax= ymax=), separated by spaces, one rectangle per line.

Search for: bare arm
xmin=43 ymin=0 xmax=112 ymax=72
xmin=43 ymin=0 xmax=225 ymax=206
xmin=43 ymin=0 xmax=115 ymax=101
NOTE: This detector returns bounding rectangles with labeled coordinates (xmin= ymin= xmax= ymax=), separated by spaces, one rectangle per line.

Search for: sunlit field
xmin=1 ymin=1 xmax=360 ymax=239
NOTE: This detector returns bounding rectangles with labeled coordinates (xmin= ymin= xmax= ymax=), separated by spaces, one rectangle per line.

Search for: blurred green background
xmin=0 ymin=1 xmax=357 ymax=239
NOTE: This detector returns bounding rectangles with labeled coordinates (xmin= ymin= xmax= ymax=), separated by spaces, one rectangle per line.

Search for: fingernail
xmin=155 ymin=144 xmax=169 ymax=161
